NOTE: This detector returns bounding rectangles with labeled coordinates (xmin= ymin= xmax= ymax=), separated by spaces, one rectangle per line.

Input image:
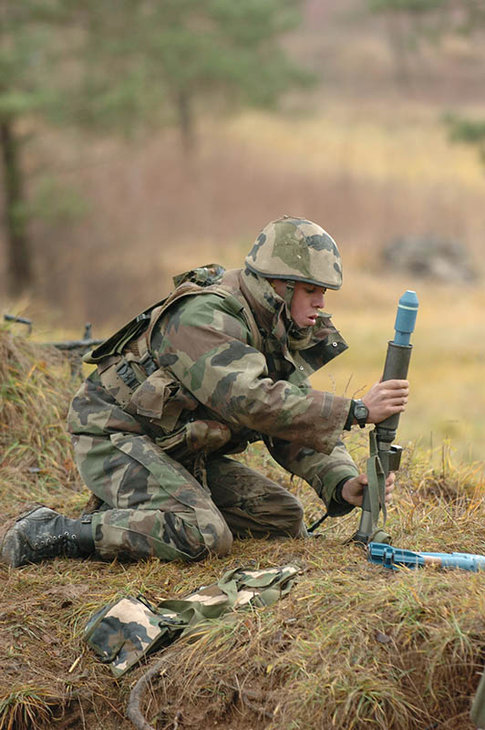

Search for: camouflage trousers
xmin=72 ymin=432 xmax=305 ymax=562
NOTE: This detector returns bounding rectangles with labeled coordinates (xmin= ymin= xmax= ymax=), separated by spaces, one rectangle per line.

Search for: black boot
xmin=0 ymin=506 xmax=95 ymax=568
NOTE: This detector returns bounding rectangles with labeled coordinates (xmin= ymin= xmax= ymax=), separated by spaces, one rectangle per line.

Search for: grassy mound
xmin=0 ymin=327 xmax=84 ymax=514
xmin=1 ymin=327 xmax=485 ymax=730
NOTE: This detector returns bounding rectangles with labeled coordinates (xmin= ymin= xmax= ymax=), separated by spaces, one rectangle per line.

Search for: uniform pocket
xmin=155 ymin=420 xmax=232 ymax=462
xmin=128 ymin=369 xmax=198 ymax=432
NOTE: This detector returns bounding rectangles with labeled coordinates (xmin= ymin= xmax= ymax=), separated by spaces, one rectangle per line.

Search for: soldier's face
xmin=270 ymin=280 xmax=326 ymax=327
xmin=290 ymin=282 xmax=326 ymax=327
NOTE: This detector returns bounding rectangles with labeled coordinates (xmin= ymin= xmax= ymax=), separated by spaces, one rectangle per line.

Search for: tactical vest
xmin=84 ymin=265 xmax=262 ymax=420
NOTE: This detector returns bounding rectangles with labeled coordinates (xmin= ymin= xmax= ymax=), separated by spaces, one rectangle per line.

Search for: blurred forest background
xmin=1 ymin=0 xmax=485 ymax=464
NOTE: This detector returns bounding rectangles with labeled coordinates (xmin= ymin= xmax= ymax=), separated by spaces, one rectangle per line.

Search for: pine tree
xmin=0 ymin=0 xmax=311 ymax=295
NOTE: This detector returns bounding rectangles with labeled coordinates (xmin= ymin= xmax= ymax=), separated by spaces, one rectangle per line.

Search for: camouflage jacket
xmin=68 ymin=267 xmax=359 ymax=509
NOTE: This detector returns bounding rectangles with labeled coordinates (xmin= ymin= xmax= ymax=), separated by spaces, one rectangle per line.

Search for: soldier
xmin=1 ymin=216 xmax=409 ymax=567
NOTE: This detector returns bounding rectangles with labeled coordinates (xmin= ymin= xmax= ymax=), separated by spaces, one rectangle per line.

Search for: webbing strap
xmin=365 ymin=430 xmax=389 ymax=541
xmin=367 ymin=430 xmax=387 ymax=524
xmin=144 ymin=282 xmax=263 ymax=354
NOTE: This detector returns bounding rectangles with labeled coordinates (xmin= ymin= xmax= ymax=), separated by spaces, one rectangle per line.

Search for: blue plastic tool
xmin=393 ymin=290 xmax=419 ymax=346
xmin=368 ymin=542 xmax=485 ymax=572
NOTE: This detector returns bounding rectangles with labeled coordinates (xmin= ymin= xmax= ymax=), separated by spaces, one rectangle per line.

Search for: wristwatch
xmin=353 ymin=399 xmax=369 ymax=428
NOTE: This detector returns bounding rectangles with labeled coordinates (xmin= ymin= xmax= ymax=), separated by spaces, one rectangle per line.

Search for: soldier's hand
xmin=342 ymin=472 xmax=395 ymax=507
xmin=362 ymin=379 xmax=409 ymax=424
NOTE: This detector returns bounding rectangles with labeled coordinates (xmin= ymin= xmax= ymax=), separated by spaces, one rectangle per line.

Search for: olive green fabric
xmin=471 ymin=669 xmax=485 ymax=727
xmin=84 ymin=564 xmax=300 ymax=676
xmin=350 ymin=429 xmax=391 ymax=545
xmin=366 ymin=429 xmax=388 ymax=534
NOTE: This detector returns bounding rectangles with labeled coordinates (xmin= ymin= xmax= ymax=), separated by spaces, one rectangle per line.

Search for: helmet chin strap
xmin=267 ymin=277 xmax=297 ymax=324
xmin=267 ymin=277 xmax=311 ymax=342
xmin=284 ymin=280 xmax=310 ymax=339
xmin=283 ymin=280 xmax=295 ymax=311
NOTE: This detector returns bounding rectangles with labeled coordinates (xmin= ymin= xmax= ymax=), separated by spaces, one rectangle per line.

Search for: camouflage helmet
xmin=245 ymin=216 xmax=343 ymax=290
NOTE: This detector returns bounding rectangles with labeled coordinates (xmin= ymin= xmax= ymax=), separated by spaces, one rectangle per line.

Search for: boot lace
xmin=32 ymin=531 xmax=80 ymax=559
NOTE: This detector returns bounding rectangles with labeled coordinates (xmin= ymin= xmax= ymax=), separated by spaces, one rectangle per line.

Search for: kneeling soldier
xmin=1 ymin=216 xmax=408 ymax=567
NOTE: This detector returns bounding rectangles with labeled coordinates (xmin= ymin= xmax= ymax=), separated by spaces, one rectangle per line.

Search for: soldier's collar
xmin=241 ymin=268 xmax=287 ymax=332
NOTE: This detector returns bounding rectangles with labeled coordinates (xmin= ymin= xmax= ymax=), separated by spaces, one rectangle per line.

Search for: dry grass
xmin=1 ymin=329 xmax=485 ymax=729
xmin=4 ymin=101 xmax=485 ymax=464
xmin=0 ymin=326 xmax=84 ymax=514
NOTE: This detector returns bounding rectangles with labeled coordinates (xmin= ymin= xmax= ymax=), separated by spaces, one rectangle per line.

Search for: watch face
xmin=354 ymin=402 xmax=368 ymax=421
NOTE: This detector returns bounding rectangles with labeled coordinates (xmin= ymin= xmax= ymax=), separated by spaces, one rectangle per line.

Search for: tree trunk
xmin=0 ymin=118 xmax=33 ymax=296
xmin=176 ymin=89 xmax=195 ymax=157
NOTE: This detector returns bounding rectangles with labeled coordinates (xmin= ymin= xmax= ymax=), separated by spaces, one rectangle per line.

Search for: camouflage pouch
xmin=154 ymin=420 xmax=232 ymax=463
xmin=126 ymin=367 xmax=198 ymax=433
xmin=84 ymin=564 xmax=300 ymax=677
xmin=83 ymin=594 xmax=185 ymax=676
xmin=172 ymin=263 xmax=225 ymax=288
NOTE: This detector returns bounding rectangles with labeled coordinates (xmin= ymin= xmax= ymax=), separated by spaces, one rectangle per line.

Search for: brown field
xmin=5 ymin=97 xmax=485 ymax=464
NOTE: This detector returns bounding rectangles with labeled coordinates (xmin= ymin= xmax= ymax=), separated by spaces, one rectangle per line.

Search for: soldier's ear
xmin=267 ymin=278 xmax=286 ymax=298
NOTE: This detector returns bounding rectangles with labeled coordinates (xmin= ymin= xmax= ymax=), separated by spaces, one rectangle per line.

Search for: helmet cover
xmin=245 ymin=216 xmax=343 ymax=290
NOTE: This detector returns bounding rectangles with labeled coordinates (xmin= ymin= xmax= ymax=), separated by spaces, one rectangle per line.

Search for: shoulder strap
xmin=143 ymin=280 xmax=263 ymax=355
xmin=83 ymin=263 xmax=227 ymax=365
xmin=85 ymin=269 xmax=263 ymax=403
xmin=83 ymin=307 xmax=160 ymax=365
xmin=213 ymin=285 xmax=263 ymax=351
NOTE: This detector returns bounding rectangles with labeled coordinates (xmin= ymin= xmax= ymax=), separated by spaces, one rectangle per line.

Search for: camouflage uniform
xmin=67 ymin=220 xmax=358 ymax=563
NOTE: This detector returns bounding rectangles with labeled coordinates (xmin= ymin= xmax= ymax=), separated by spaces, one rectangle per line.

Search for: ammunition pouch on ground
xmin=84 ymin=564 xmax=300 ymax=677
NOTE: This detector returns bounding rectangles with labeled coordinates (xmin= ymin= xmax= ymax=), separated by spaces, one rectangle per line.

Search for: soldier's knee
xmin=282 ymin=499 xmax=305 ymax=537
xmin=268 ymin=494 xmax=305 ymax=538
xmin=179 ymin=517 xmax=233 ymax=561
xmin=291 ymin=501 xmax=305 ymax=534
xmin=210 ymin=521 xmax=233 ymax=556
